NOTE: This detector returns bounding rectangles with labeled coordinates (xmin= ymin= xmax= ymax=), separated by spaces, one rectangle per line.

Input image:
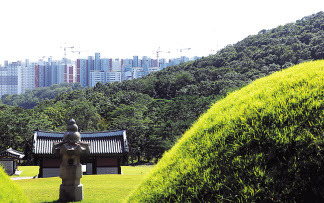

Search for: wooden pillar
xmin=93 ymin=157 xmax=97 ymax=174
xmin=12 ymin=160 xmax=15 ymax=175
xmin=118 ymin=157 xmax=121 ymax=174
xmin=14 ymin=160 xmax=17 ymax=171
xmin=39 ymin=158 xmax=43 ymax=178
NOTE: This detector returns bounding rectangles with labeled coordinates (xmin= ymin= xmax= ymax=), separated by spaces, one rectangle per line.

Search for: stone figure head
xmin=63 ymin=119 xmax=81 ymax=145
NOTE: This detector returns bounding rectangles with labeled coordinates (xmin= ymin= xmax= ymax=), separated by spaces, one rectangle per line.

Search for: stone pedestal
xmin=60 ymin=184 xmax=83 ymax=202
xmin=60 ymin=164 xmax=82 ymax=185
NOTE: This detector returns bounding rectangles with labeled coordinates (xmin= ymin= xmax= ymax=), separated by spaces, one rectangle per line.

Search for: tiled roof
xmin=0 ymin=148 xmax=25 ymax=159
xmin=33 ymin=130 xmax=128 ymax=156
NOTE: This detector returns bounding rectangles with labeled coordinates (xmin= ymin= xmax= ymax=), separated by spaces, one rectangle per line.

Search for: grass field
xmin=12 ymin=166 xmax=39 ymax=177
xmin=14 ymin=165 xmax=154 ymax=203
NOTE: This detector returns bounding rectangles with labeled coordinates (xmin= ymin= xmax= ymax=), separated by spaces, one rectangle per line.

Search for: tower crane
xmin=178 ymin=48 xmax=191 ymax=52
xmin=175 ymin=48 xmax=192 ymax=60
xmin=153 ymin=47 xmax=170 ymax=62
xmin=71 ymin=50 xmax=89 ymax=58
xmin=60 ymin=45 xmax=74 ymax=66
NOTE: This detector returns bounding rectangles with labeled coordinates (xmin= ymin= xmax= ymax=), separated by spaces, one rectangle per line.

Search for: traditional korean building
xmin=33 ymin=130 xmax=129 ymax=178
xmin=0 ymin=148 xmax=25 ymax=175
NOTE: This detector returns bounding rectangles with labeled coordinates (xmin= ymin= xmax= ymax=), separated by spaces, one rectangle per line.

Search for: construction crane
xmin=178 ymin=48 xmax=191 ymax=52
xmin=153 ymin=47 xmax=170 ymax=62
xmin=60 ymin=45 xmax=74 ymax=66
xmin=71 ymin=50 xmax=89 ymax=59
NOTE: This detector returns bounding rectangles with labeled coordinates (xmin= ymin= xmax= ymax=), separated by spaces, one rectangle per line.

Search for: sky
xmin=0 ymin=0 xmax=324 ymax=64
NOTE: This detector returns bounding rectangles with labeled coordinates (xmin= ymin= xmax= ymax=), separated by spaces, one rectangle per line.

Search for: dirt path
xmin=11 ymin=177 xmax=34 ymax=180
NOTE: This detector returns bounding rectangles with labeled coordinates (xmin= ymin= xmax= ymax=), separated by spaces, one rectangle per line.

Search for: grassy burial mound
xmin=0 ymin=167 xmax=29 ymax=202
xmin=127 ymin=60 xmax=324 ymax=202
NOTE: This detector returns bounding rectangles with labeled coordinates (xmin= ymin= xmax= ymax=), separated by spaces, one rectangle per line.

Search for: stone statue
xmin=53 ymin=119 xmax=90 ymax=202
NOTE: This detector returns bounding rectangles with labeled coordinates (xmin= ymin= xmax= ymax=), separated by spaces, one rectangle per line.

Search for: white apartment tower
xmin=0 ymin=66 xmax=18 ymax=98
xmin=18 ymin=66 xmax=35 ymax=94
xmin=106 ymin=71 xmax=121 ymax=83
xmin=89 ymin=70 xmax=105 ymax=87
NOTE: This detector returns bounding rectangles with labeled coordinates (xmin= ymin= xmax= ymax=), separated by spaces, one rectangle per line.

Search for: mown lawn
xmin=12 ymin=166 xmax=39 ymax=177
xmin=15 ymin=165 xmax=154 ymax=203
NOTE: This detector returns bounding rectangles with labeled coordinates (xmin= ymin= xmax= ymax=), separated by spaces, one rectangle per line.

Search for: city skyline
xmin=0 ymin=52 xmax=199 ymax=98
xmin=1 ymin=0 xmax=323 ymax=64
xmin=0 ymin=53 xmax=197 ymax=66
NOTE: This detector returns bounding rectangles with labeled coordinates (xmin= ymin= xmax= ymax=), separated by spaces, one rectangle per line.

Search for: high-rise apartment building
xmin=132 ymin=67 xmax=144 ymax=79
xmin=18 ymin=66 xmax=35 ymax=94
xmin=181 ymin=56 xmax=189 ymax=63
xmin=77 ymin=59 xmax=88 ymax=87
xmin=0 ymin=66 xmax=18 ymax=98
xmin=35 ymin=61 xmax=51 ymax=88
xmin=132 ymin=56 xmax=138 ymax=67
xmin=106 ymin=71 xmax=121 ymax=83
xmin=95 ymin=53 xmax=101 ymax=71
xmin=88 ymin=56 xmax=94 ymax=71
xmin=142 ymin=56 xmax=149 ymax=76
xmin=0 ymin=63 xmax=36 ymax=97
xmin=37 ymin=65 xmax=45 ymax=88
xmin=138 ymin=59 xmax=142 ymax=67
xmin=112 ymin=59 xmax=121 ymax=72
xmin=25 ymin=59 xmax=30 ymax=67
xmin=51 ymin=61 xmax=58 ymax=85
xmin=122 ymin=64 xmax=132 ymax=81
xmin=159 ymin=58 xmax=166 ymax=69
xmin=45 ymin=62 xmax=51 ymax=87
xmin=122 ymin=59 xmax=132 ymax=66
xmin=35 ymin=65 xmax=39 ymax=89
xmin=89 ymin=70 xmax=105 ymax=87
xmin=68 ymin=65 xmax=74 ymax=83
xmin=56 ymin=64 xmax=66 ymax=85
xmin=100 ymin=58 xmax=111 ymax=72
xmin=151 ymin=59 xmax=158 ymax=67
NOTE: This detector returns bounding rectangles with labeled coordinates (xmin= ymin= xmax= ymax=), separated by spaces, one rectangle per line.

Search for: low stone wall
xmin=97 ymin=167 xmax=118 ymax=174
xmin=41 ymin=166 xmax=119 ymax=177
xmin=0 ymin=160 xmax=13 ymax=175
xmin=43 ymin=168 xmax=60 ymax=178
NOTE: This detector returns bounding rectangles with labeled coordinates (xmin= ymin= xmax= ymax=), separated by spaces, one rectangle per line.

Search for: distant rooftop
xmin=33 ymin=130 xmax=129 ymax=156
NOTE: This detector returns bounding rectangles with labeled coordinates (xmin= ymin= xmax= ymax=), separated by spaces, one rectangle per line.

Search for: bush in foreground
xmin=127 ymin=60 xmax=324 ymax=202
xmin=0 ymin=167 xmax=29 ymax=202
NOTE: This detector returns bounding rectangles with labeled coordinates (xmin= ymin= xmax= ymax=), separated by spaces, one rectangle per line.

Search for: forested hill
xmin=127 ymin=60 xmax=324 ymax=202
xmin=1 ymin=12 xmax=324 ymax=163
xmin=1 ymin=83 xmax=83 ymax=109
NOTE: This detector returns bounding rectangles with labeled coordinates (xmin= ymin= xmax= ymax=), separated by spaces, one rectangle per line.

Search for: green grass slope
xmin=0 ymin=167 xmax=29 ymax=202
xmin=127 ymin=60 xmax=324 ymax=202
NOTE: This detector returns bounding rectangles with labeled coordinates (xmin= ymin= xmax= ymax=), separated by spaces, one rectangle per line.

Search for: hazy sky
xmin=0 ymin=0 xmax=323 ymax=63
